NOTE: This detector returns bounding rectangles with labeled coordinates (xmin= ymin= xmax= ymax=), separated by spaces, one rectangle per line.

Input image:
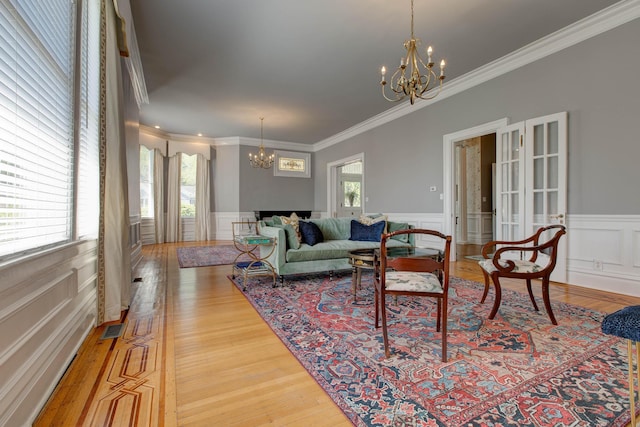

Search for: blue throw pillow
xmin=349 ymin=219 xmax=385 ymax=242
xmin=299 ymin=221 xmax=324 ymax=246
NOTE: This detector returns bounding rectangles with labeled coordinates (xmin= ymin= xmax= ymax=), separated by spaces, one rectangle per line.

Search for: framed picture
xmin=274 ymin=150 xmax=311 ymax=178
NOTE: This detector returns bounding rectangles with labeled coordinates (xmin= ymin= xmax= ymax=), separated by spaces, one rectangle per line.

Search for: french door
xmin=495 ymin=112 xmax=567 ymax=282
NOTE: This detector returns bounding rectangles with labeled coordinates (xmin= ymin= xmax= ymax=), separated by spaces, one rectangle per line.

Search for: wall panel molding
xmin=0 ymin=240 xmax=97 ymax=426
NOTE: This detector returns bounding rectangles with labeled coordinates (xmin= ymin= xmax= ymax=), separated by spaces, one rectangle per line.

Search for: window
xmin=76 ymin=0 xmax=100 ymax=238
xmin=180 ymin=154 xmax=196 ymax=217
xmin=139 ymin=145 xmax=154 ymax=218
xmin=0 ymin=0 xmax=100 ymax=258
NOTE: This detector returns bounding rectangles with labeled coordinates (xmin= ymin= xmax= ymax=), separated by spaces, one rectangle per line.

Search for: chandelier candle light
xmin=380 ymin=0 xmax=446 ymax=104
xmin=249 ymin=117 xmax=274 ymax=169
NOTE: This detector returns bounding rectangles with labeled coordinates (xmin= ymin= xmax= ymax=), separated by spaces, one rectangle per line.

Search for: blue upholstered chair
xmin=602 ymin=306 xmax=640 ymax=426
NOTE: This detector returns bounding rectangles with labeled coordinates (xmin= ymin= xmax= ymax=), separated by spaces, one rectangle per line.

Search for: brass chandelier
xmin=249 ymin=117 xmax=274 ymax=169
xmin=380 ymin=0 xmax=446 ymax=104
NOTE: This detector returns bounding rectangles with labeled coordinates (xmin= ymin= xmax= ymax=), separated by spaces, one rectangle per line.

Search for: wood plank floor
xmin=34 ymin=242 xmax=640 ymax=426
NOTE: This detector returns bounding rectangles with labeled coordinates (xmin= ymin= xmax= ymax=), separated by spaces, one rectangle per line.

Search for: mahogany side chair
xmin=478 ymin=224 xmax=566 ymax=325
xmin=375 ymin=229 xmax=452 ymax=361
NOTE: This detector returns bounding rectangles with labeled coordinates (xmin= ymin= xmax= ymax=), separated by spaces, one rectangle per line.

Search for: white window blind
xmin=76 ymin=0 xmax=100 ymax=238
xmin=0 ymin=0 xmax=75 ymax=257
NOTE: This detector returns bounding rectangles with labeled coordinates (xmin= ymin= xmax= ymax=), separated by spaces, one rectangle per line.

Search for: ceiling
xmin=130 ymin=0 xmax=621 ymax=145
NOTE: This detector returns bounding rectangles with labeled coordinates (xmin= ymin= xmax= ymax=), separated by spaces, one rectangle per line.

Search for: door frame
xmin=443 ymin=118 xmax=508 ymax=261
xmin=327 ymin=152 xmax=365 ymax=218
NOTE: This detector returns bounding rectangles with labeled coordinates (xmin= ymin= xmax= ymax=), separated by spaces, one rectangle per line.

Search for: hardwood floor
xmin=34 ymin=242 xmax=640 ymax=426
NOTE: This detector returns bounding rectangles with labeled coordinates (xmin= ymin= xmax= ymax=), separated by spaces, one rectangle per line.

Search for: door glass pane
xmin=502 ymin=133 xmax=509 ymax=159
xmin=547 ymin=121 xmax=558 ymax=155
xmin=511 ymin=193 xmax=519 ymax=223
xmin=511 ymin=162 xmax=519 ymax=191
xmin=547 ymin=156 xmax=558 ymax=188
xmin=534 ymin=158 xmax=544 ymax=189
xmin=547 ymin=191 xmax=558 ymax=216
xmin=534 ymin=124 xmax=544 ymax=156
xmin=501 ymin=194 xmax=508 ymax=221
xmin=502 ymin=224 xmax=509 ymax=237
xmin=534 ymin=192 xmax=543 ymax=224
xmin=511 ymin=224 xmax=519 ymax=240
xmin=510 ymin=130 xmax=519 ymax=160
xmin=501 ymin=164 xmax=508 ymax=192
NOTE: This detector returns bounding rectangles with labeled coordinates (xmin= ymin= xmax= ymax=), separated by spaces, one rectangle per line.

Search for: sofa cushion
xmin=388 ymin=221 xmax=410 ymax=242
xmin=279 ymin=212 xmax=301 ymax=243
xmin=299 ymin=221 xmax=324 ymax=246
xmin=285 ymin=238 xmax=409 ymax=263
xmin=350 ymin=220 xmax=385 ymax=242
xmin=274 ymin=223 xmax=300 ymax=250
xmin=310 ymin=217 xmax=352 ymax=240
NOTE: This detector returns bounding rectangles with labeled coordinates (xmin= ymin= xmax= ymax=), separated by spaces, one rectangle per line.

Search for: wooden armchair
xmin=375 ymin=229 xmax=452 ymax=361
xmin=478 ymin=225 xmax=566 ymax=325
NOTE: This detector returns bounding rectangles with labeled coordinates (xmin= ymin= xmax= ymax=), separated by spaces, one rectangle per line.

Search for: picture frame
xmin=273 ymin=150 xmax=311 ymax=178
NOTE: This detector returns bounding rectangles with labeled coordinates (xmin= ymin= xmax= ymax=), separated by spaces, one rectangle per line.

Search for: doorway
xmin=444 ymin=118 xmax=508 ymax=261
xmin=454 ymin=134 xmax=496 ymax=259
xmin=327 ymin=153 xmax=365 ymax=218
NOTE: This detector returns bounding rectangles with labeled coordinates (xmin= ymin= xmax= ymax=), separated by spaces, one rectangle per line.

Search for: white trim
xmin=313 ymin=0 xmax=640 ymax=151
xmin=443 ymin=118 xmax=508 ymax=261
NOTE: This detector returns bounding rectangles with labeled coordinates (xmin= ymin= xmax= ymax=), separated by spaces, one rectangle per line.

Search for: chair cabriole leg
xmin=541 ymin=276 xmax=557 ymax=325
xmin=488 ymin=273 xmax=502 ymax=320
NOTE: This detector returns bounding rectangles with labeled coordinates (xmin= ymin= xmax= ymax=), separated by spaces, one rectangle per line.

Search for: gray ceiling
xmin=131 ymin=0 xmax=621 ymax=144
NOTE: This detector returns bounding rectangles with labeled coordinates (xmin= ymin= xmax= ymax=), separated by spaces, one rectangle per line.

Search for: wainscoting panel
xmin=0 ymin=240 xmax=98 ymax=426
xmin=466 ymin=212 xmax=494 ymax=245
xmin=567 ymin=215 xmax=640 ymax=297
xmin=129 ymin=216 xmax=142 ymax=269
xmin=212 ymin=212 xmax=256 ymax=241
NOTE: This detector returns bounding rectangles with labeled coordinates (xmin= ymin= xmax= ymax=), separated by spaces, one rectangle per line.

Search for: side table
xmin=231 ymin=222 xmax=277 ymax=290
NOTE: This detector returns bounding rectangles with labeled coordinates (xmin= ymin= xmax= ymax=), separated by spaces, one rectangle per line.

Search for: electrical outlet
xmin=593 ymin=259 xmax=603 ymax=271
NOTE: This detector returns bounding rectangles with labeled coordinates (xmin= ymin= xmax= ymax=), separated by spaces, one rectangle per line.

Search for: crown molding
xmin=313 ymin=0 xmax=640 ymax=152
xmin=139 ymin=125 xmax=312 ymax=151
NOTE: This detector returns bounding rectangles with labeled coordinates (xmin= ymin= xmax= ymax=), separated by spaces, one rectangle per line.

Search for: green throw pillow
xmin=274 ymin=223 xmax=300 ymax=250
xmin=388 ymin=221 xmax=410 ymax=242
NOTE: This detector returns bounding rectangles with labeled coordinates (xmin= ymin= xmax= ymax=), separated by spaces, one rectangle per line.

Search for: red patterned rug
xmin=176 ymin=245 xmax=255 ymax=267
xmin=228 ymin=272 xmax=633 ymax=426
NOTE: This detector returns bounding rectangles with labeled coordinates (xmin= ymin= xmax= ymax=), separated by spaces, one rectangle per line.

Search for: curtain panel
xmin=97 ymin=0 xmax=132 ymax=324
xmin=195 ymin=154 xmax=211 ymax=241
xmin=166 ymin=153 xmax=182 ymax=242
xmin=153 ymin=148 xmax=165 ymax=244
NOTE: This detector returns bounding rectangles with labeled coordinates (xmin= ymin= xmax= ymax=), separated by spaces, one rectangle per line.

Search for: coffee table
xmin=348 ymin=249 xmax=377 ymax=301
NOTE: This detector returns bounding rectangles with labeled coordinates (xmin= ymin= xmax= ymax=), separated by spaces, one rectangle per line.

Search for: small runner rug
xmin=177 ymin=245 xmax=255 ymax=268
xmin=228 ymin=272 xmax=633 ymax=426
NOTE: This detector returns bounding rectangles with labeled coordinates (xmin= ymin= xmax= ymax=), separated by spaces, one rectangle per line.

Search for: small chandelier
xmin=249 ymin=117 xmax=274 ymax=169
xmin=380 ymin=0 xmax=446 ymax=104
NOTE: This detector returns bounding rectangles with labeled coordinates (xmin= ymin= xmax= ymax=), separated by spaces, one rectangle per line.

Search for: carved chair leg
xmin=526 ymin=278 xmax=539 ymax=311
xmin=480 ymin=269 xmax=491 ymax=304
xmin=374 ymin=287 xmax=380 ymax=329
xmin=488 ymin=274 xmax=502 ymax=320
xmin=381 ymin=294 xmax=391 ymax=358
xmin=541 ymin=276 xmax=558 ymax=325
xmin=441 ymin=297 xmax=448 ymax=363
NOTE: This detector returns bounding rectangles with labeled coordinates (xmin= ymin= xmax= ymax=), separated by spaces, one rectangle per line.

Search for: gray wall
xmin=239 ymin=145 xmax=315 ymax=212
xmin=314 ymin=19 xmax=640 ymax=215
xmin=212 ymin=144 xmax=240 ymax=212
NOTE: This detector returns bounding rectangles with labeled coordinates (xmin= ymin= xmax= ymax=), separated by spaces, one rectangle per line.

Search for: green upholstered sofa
xmin=258 ymin=216 xmax=413 ymax=282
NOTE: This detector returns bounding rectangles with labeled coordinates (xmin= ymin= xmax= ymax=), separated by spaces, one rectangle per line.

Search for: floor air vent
xmin=100 ymin=323 xmax=124 ymax=340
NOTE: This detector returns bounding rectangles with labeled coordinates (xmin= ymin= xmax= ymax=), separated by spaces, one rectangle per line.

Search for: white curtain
xmin=166 ymin=153 xmax=182 ymax=242
xmin=153 ymin=148 xmax=165 ymax=243
xmin=98 ymin=0 xmax=131 ymax=323
xmin=195 ymin=154 xmax=210 ymax=241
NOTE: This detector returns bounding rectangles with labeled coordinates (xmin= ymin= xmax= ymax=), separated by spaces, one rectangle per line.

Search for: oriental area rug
xmin=228 ymin=272 xmax=633 ymax=427
xmin=177 ymin=245 xmax=255 ymax=268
